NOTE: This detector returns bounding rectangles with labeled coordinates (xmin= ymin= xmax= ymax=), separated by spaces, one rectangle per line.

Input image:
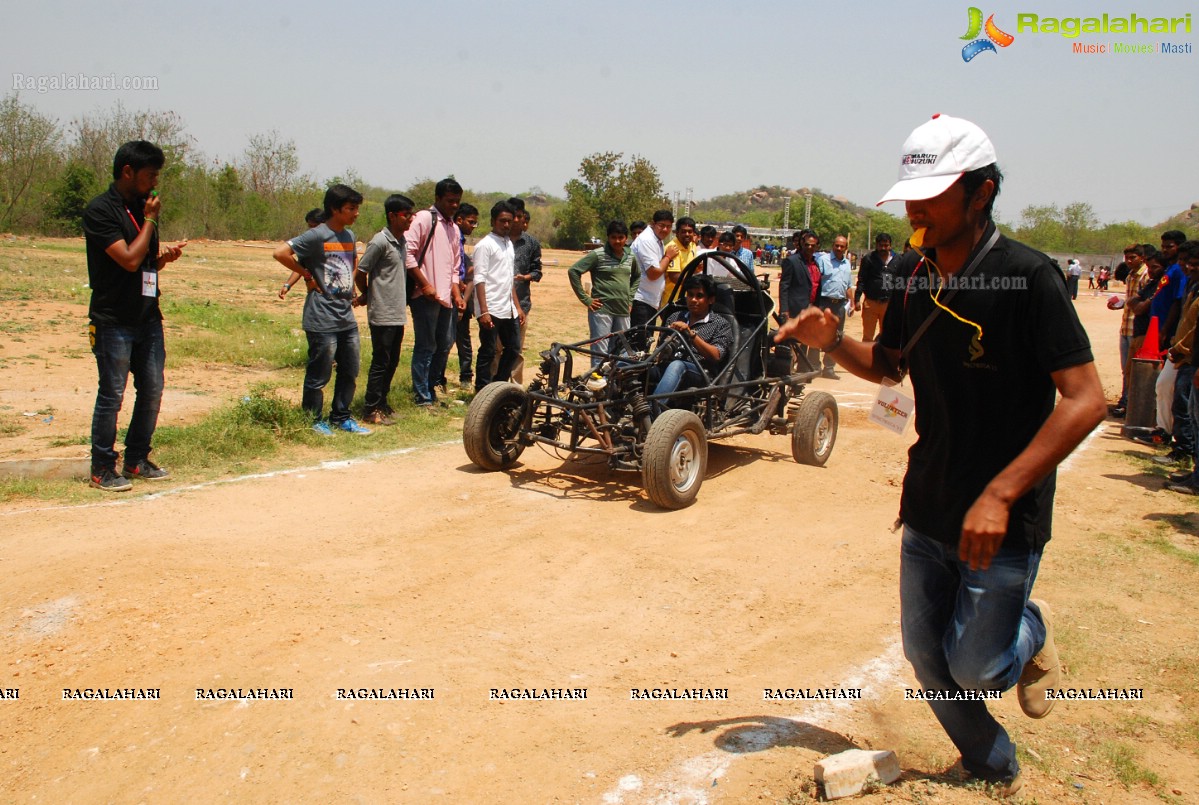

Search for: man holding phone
xmin=83 ymin=140 xmax=186 ymax=491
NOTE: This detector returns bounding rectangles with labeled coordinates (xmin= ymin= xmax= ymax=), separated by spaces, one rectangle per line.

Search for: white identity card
xmin=870 ymin=381 xmax=914 ymax=435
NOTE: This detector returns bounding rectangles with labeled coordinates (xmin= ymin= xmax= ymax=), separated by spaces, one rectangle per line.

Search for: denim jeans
xmin=475 ymin=316 xmax=521 ymax=389
xmin=587 ymin=309 xmax=630 ymax=368
xmin=410 ymin=296 xmax=456 ymax=404
xmin=900 ymin=525 xmax=1046 ymax=782
xmin=1190 ymin=383 xmax=1199 ymax=488
xmin=304 ymin=327 xmax=360 ymax=424
xmin=90 ymin=319 xmax=165 ymax=471
xmin=456 ymin=295 xmax=474 ymax=382
xmin=1118 ymin=333 xmax=1132 ymax=405
xmin=1171 ymin=362 xmax=1195 ymax=455
xmin=364 ymin=324 xmax=404 ymax=414
xmin=652 ymin=359 xmax=703 ymax=396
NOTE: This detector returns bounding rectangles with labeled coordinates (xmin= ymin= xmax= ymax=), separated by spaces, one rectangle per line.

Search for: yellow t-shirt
xmin=663 ymin=240 xmax=698 ymax=303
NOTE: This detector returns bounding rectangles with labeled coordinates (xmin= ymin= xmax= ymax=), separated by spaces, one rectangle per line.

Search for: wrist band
xmin=145 ymin=217 xmax=158 ymax=227
xmin=823 ymin=331 xmax=844 ymax=353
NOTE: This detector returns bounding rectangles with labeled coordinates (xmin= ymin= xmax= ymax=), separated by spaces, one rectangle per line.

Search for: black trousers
xmin=364 ymin=324 xmax=404 ymax=414
xmin=475 ymin=317 xmax=521 ymax=389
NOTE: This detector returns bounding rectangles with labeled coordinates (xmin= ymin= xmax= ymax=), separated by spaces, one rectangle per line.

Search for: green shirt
xmin=567 ymin=245 xmax=641 ymax=316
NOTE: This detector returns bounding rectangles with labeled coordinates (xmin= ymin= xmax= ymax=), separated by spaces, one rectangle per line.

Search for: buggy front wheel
xmin=463 ymin=383 xmax=529 ymax=470
xmin=642 ymin=410 xmax=707 ymax=509
xmin=791 ymin=391 xmax=837 ymax=466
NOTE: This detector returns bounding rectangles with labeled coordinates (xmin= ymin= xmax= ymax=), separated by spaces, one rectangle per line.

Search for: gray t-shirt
xmin=289 ymin=224 xmax=358 ymax=333
xmin=358 ymin=228 xmax=407 ymax=327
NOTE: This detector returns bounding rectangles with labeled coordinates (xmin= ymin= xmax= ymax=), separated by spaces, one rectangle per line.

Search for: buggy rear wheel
xmin=791 ymin=391 xmax=837 ymax=466
xmin=642 ymin=409 xmax=707 ymax=509
xmin=463 ymin=382 xmax=529 ymax=470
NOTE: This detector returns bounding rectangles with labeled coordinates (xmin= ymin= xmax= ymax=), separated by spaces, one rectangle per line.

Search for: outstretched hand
xmin=774 ymin=306 xmax=839 ymax=350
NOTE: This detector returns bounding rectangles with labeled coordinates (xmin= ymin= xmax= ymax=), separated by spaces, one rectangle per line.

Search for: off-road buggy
xmin=462 ymin=251 xmax=838 ymax=508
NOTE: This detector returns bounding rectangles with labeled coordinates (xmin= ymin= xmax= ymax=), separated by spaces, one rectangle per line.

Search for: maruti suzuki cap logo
xmin=902 ymin=153 xmax=938 ymax=166
xmin=961 ymin=7 xmax=1015 ymax=61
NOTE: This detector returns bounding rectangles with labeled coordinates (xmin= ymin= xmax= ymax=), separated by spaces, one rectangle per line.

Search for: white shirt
xmin=632 ymin=227 xmax=666 ymax=307
xmin=472 ymin=232 xmax=517 ymax=319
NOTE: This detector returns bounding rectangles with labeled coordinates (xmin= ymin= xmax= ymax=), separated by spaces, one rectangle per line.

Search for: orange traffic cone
xmin=1135 ymin=317 xmax=1164 ymax=360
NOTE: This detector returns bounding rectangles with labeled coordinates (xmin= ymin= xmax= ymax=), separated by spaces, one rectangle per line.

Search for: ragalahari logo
xmin=961 ymin=7 xmax=1015 ymax=61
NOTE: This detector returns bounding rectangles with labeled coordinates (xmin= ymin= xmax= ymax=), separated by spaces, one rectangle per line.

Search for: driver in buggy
xmin=650 ymin=274 xmax=734 ymax=398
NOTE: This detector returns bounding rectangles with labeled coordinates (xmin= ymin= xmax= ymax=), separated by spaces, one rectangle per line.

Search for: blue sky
xmin=6 ymin=0 xmax=1195 ymax=226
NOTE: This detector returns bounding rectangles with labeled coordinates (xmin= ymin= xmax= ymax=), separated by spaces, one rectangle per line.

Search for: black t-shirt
xmin=879 ymin=226 xmax=1093 ymax=551
xmin=83 ymin=184 xmax=161 ymax=327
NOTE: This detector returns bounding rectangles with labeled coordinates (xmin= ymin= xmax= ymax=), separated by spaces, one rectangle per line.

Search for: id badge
xmin=869 ymin=379 xmax=914 ymax=435
xmin=142 ymin=270 xmax=158 ymax=297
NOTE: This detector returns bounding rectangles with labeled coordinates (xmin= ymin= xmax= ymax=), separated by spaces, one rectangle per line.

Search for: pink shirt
xmin=404 ymin=207 xmax=462 ymax=306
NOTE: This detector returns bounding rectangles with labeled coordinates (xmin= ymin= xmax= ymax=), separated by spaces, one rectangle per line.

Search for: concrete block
xmin=814 ymin=748 xmax=901 ymax=800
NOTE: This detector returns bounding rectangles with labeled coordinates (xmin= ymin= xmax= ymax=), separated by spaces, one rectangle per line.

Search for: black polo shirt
xmin=83 ymin=184 xmax=161 ymax=327
xmin=856 ymin=249 xmax=897 ymax=302
xmin=879 ymin=225 xmax=1093 ymax=551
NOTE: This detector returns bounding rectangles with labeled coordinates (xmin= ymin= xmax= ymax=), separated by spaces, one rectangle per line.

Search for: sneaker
xmin=90 ymin=467 xmax=132 ymax=492
xmin=1168 ymin=468 xmax=1195 ymax=483
xmin=1165 ymin=482 xmax=1199 ymax=496
xmin=1132 ymin=428 xmax=1169 ymax=446
xmin=122 ymin=459 xmax=169 ymax=481
xmin=1152 ymin=450 xmax=1189 ymax=466
xmin=1016 ymin=599 xmax=1059 ymax=719
xmin=981 ymin=772 xmax=1024 ymax=799
xmin=336 ymin=418 xmax=372 ymax=435
xmin=363 ymin=410 xmax=395 ymax=426
xmin=312 ymin=421 xmax=334 ymax=436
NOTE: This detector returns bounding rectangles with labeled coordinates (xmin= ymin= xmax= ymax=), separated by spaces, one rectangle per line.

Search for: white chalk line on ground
xmin=600 ymin=638 xmax=905 ymax=805
xmin=0 ymin=441 xmax=459 ymax=518
xmin=1058 ymin=420 xmax=1104 ymax=472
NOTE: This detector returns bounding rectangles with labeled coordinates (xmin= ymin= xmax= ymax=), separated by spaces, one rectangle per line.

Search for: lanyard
xmin=124 ymin=207 xmax=142 ymax=234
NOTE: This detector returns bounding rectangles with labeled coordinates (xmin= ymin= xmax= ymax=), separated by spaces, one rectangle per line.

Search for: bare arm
xmin=775 ymin=307 xmax=902 ymax=383
xmin=958 ymin=361 xmax=1106 ymax=570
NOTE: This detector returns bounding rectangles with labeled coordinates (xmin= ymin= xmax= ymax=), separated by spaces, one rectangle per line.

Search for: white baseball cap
xmin=876 ymin=114 xmax=997 ymax=205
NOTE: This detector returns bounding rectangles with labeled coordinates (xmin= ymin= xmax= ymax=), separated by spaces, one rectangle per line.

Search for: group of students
xmin=272 ymin=181 xmax=543 ymax=434
xmin=1111 ymin=231 xmax=1199 ymax=495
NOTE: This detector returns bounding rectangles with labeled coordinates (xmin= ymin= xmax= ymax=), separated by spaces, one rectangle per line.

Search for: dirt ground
xmin=2 ymin=241 xmax=1198 ymax=804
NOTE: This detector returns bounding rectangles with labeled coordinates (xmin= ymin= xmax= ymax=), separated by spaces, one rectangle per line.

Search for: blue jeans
xmin=1171 ymin=362 xmax=1195 ymax=456
xmin=1188 ymin=383 xmax=1199 ymax=488
xmin=653 ymin=359 xmax=703 ymax=396
xmin=90 ymin=320 xmax=165 ymax=471
xmin=304 ymin=328 xmax=360 ymax=424
xmin=900 ymin=525 xmax=1046 ymax=782
xmin=587 ymin=309 xmax=630 ymax=368
xmin=410 ymin=296 xmax=456 ymax=404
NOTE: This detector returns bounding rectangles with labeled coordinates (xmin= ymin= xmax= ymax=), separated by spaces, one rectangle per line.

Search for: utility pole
xmin=684 ymin=187 xmax=693 ymax=217
xmin=783 ymin=196 xmax=791 ymax=232
xmin=803 ymin=192 xmax=813 ymax=229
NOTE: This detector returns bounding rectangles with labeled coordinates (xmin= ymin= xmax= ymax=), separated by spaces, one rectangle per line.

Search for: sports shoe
xmin=312 ymin=421 xmax=334 ymax=436
xmin=1132 ymin=428 xmax=1169 ymax=446
xmin=122 ymin=459 xmax=169 ymax=481
xmin=336 ymin=418 xmax=372 ymax=435
xmin=1152 ymin=450 xmax=1189 ymax=466
xmin=1165 ymin=482 xmax=1199 ymax=496
xmin=1168 ymin=468 xmax=1195 ymax=483
xmin=90 ymin=467 xmax=132 ymax=492
xmin=1016 ymin=599 xmax=1059 ymax=719
xmin=363 ymin=410 xmax=395 ymax=426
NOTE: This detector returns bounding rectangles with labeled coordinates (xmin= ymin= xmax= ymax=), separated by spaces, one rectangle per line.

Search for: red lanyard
xmin=124 ymin=207 xmax=142 ymax=234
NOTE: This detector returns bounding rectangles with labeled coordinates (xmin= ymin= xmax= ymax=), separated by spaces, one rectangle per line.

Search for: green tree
xmin=44 ymin=161 xmax=98 ymax=234
xmin=564 ymin=151 xmax=667 ymax=237
xmin=0 ymin=93 xmax=64 ymax=231
xmin=553 ymin=191 xmax=599 ymax=249
xmin=1061 ymin=202 xmax=1099 ymax=252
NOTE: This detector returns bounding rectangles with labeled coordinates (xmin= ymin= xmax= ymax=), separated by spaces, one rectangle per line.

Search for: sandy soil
xmin=1 ymin=242 xmax=1197 ymax=804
